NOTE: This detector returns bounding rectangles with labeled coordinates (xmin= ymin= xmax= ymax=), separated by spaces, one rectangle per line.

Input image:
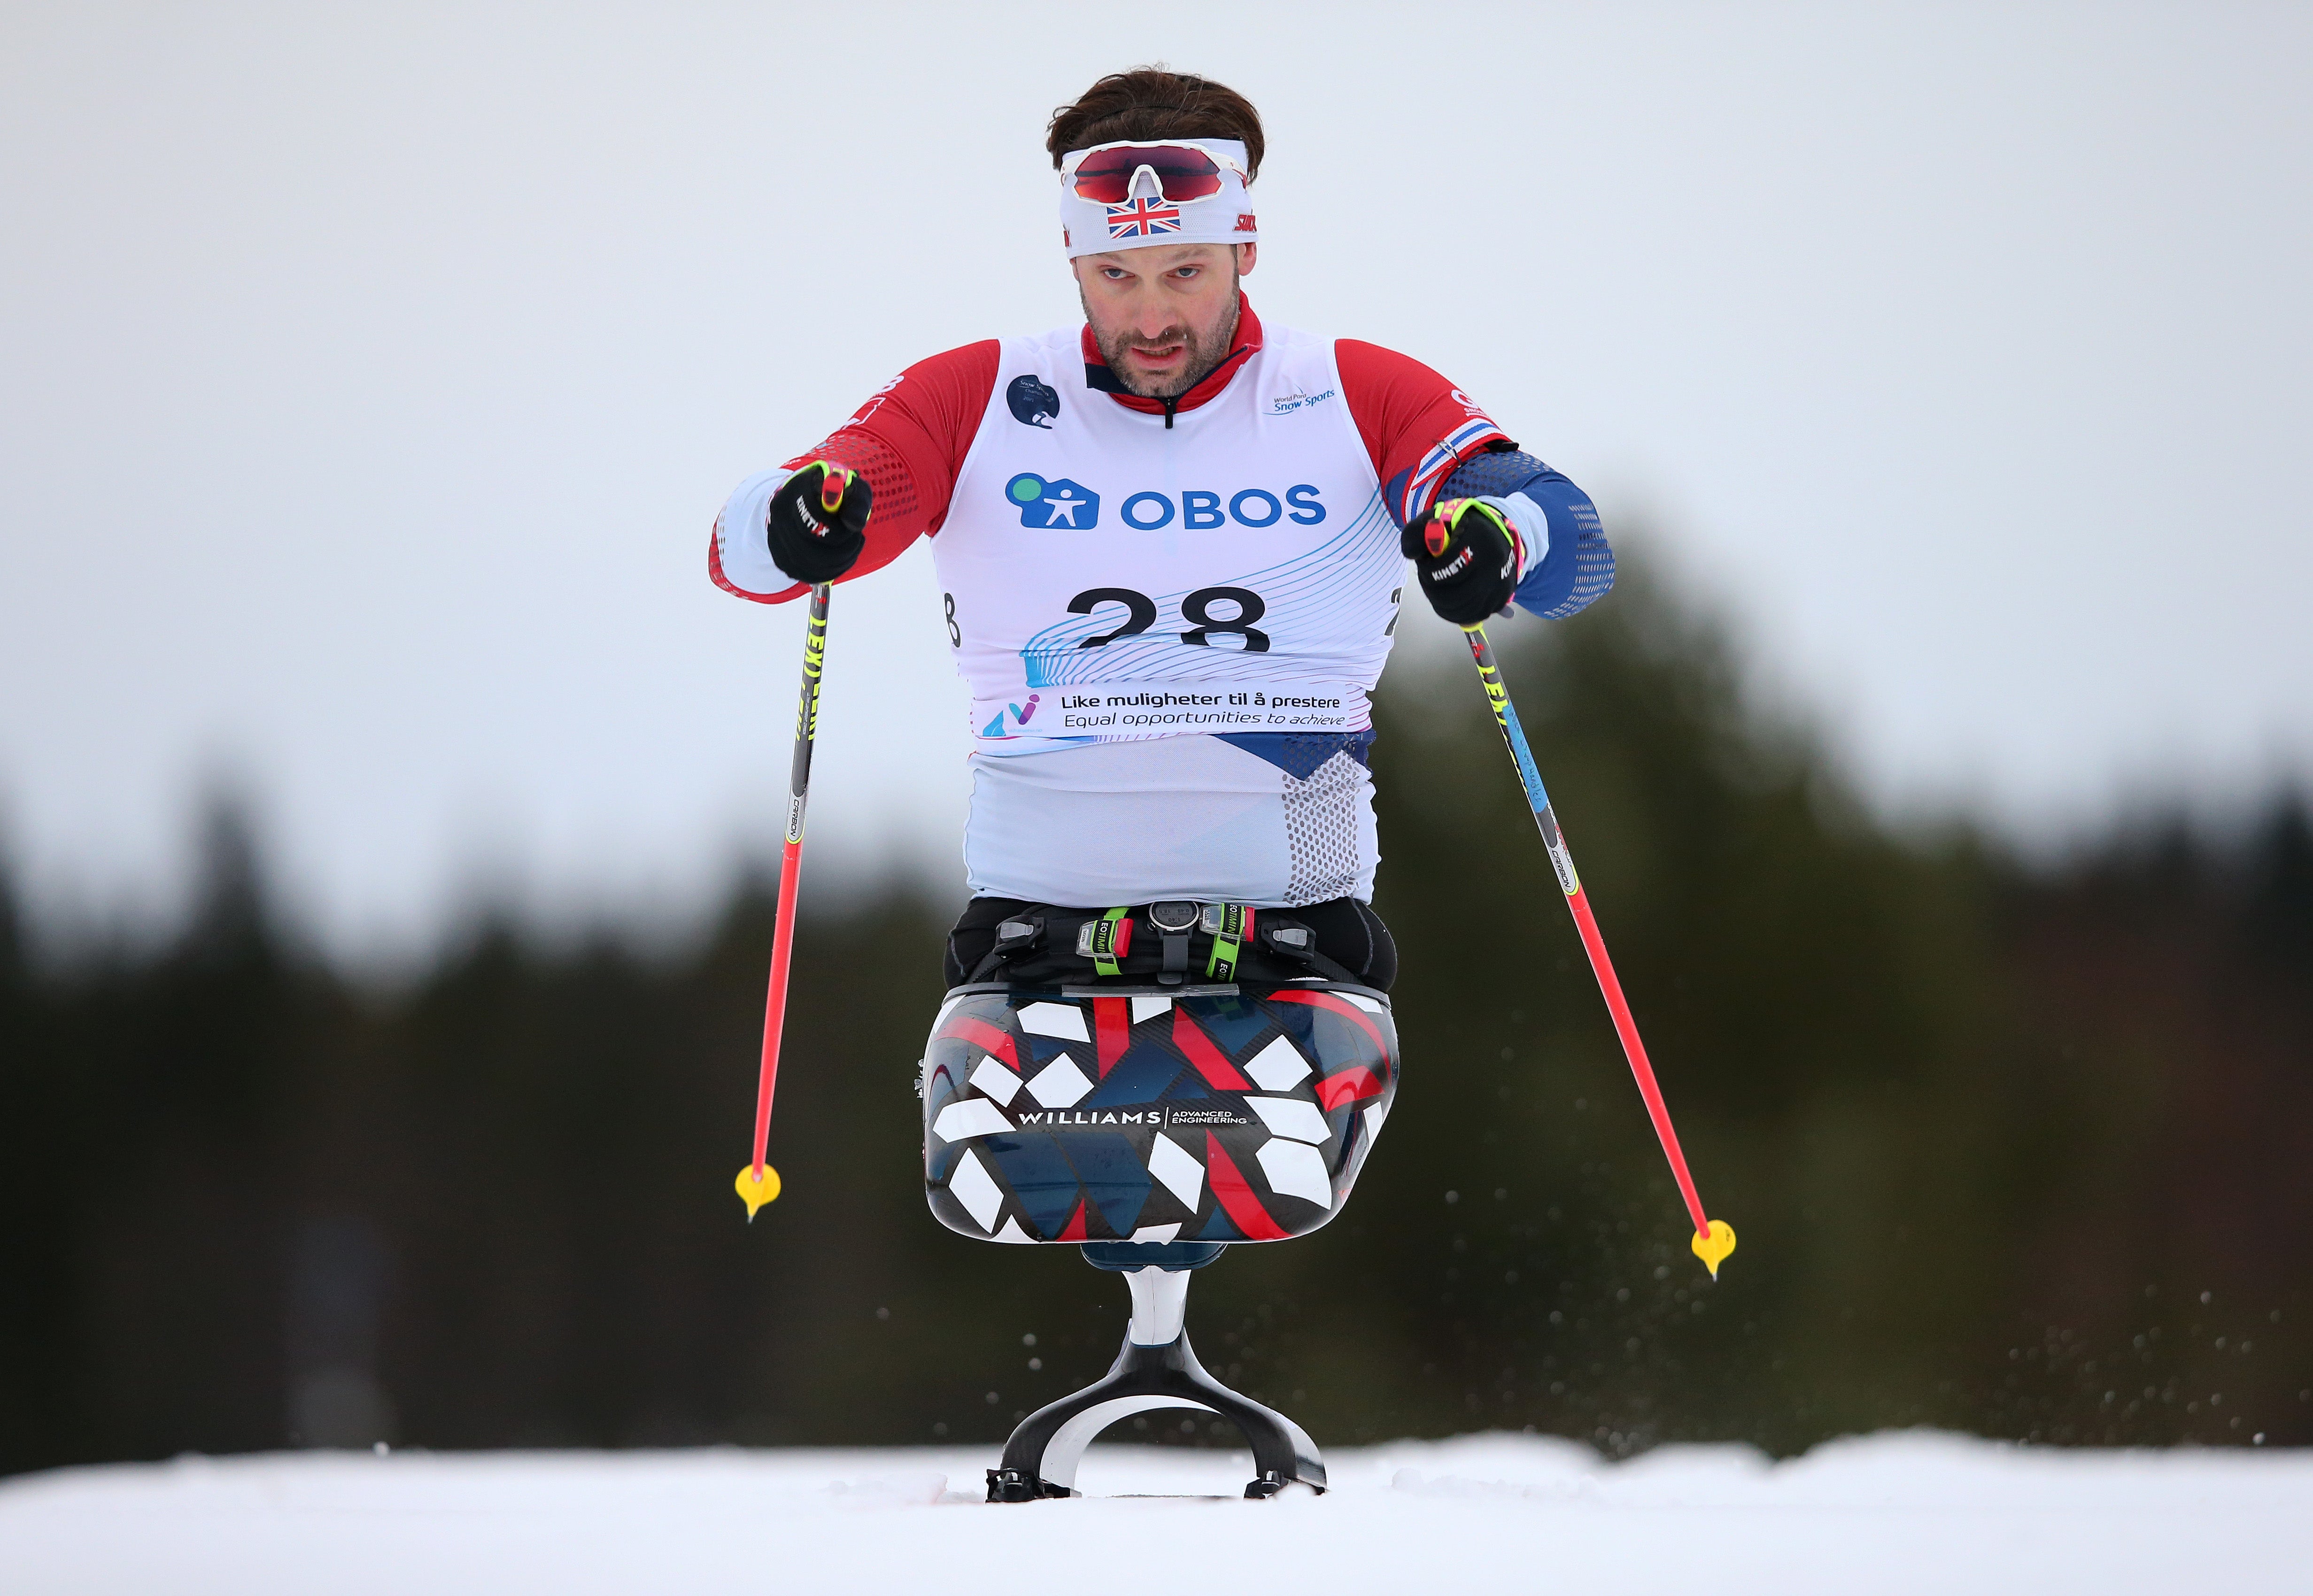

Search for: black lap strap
xmin=962 ymin=900 xmax=1361 ymax=987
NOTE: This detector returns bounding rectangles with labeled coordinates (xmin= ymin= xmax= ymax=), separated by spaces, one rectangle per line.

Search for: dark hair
xmin=1046 ymin=68 xmax=1265 ymax=180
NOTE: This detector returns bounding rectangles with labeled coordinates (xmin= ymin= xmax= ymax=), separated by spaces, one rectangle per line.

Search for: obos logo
xmin=1007 ymin=473 xmax=1101 ymax=528
xmin=1006 ymin=473 xmax=1326 ymax=532
xmin=1117 ymin=486 xmax=1326 ymax=529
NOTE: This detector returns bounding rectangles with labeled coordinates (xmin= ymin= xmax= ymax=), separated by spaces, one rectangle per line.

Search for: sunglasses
xmin=1062 ymin=141 xmax=1245 ymax=206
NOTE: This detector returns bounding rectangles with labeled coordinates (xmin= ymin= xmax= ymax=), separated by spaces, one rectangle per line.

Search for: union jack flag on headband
xmin=1105 ymin=197 xmax=1184 ymax=239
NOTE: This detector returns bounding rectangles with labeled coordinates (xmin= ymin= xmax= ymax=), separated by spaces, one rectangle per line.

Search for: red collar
xmin=1080 ymin=293 xmax=1262 ymax=423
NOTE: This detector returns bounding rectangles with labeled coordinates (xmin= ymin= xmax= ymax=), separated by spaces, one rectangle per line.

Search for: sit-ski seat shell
xmin=922 ymin=982 xmax=1398 ymax=1246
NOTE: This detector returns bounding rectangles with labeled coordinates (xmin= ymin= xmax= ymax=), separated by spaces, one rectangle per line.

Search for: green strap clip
xmin=1076 ymin=906 xmax=1134 ymax=977
xmin=1201 ymin=902 xmax=1253 ymax=980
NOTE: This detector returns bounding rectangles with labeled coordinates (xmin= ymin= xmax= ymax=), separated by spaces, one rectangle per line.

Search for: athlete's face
xmin=1073 ymin=242 xmax=1258 ymax=399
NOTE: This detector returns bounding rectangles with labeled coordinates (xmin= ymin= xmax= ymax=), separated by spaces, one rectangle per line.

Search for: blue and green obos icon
xmin=1006 ymin=473 xmax=1101 ymax=529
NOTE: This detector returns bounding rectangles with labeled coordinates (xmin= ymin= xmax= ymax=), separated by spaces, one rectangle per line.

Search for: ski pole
xmin=1458 ymin=610 xmax=1737 ymax=1277
xmin=733 ymin=573 xmax=833 ymax=1220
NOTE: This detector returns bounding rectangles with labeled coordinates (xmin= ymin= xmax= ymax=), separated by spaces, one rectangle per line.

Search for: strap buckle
xmin=1075 ymin=907 xmax=1135 ymax=976
xmin=1199 ymin=902 xmax=1254 ymax=980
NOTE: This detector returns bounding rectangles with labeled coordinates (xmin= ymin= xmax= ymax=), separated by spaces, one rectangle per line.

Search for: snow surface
xmin=3 ymin=1431 xmax=2305 ymax=1595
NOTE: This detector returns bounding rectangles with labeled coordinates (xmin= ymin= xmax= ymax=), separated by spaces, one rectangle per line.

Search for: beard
xmin=1084 ymin=271 xmax=1241 ymax=399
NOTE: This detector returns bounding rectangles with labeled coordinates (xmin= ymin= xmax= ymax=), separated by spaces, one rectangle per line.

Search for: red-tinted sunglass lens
xmin=1070 ymin=146 xmax=1224 ymax=205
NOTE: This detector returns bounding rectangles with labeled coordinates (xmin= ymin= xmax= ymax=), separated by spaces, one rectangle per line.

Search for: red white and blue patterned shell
xmin=922 ymin=985 xmax=1397 ymax=1245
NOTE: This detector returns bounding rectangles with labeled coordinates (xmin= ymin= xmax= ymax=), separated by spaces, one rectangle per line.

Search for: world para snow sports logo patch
xmin=1006 ymin=375 xmax=1059 ymax=428
xmin=1270 ymin=387 xmax=1337 ymax=415
xmin=1006 ymin=473 xmax=1100 ymax=529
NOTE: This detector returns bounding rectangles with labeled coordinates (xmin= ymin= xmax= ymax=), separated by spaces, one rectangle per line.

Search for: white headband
xmin=1058 ymin=138 xmax=1258 ymax=259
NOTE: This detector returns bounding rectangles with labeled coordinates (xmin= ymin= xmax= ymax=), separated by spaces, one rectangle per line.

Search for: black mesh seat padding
xmin=944 ymin=894 xmax=1395 ymax=991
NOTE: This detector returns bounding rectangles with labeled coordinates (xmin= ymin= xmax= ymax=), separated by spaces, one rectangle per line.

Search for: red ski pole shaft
xmin=1459 ymin=617 xmax=1734 ymax=1272
xmin=748 ymin=580 xmax=830 ymax=1185
xmin=1564 ymin=875 xmax=1708 ymax=1238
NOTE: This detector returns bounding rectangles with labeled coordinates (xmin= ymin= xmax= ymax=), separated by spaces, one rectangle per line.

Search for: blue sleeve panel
xmin=1439 ymin=448 xmax=1615 ymax=620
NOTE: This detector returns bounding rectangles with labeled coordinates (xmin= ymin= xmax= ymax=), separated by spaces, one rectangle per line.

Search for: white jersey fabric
xmin=935 ymin=323 xmax=1400 ymax=908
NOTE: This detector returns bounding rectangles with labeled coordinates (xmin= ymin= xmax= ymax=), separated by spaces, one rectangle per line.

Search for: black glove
xmin=766 ymin=460 xmax=872 ymax=584
xmin=1401 ymin=496 xmax=1520 ymax=625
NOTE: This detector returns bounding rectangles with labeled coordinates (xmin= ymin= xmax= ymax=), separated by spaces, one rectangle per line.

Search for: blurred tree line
xmin=3 ymin=562 xmax=2307 ymax=1477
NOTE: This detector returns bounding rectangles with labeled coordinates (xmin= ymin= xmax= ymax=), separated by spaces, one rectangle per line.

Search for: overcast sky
xmin=3 ymin=1 xmax=2308 ymax=956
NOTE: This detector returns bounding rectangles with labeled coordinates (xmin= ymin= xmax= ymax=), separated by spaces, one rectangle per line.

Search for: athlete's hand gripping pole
xmin=734 ymin=466 xmax=853 ymax=1219
xmin=1451 ymin=576 xmax=1736 ymax=1276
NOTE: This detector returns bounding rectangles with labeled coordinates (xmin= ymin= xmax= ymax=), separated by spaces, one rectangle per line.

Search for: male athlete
xmin=711 ymin=69 xmax=1613 ymax=991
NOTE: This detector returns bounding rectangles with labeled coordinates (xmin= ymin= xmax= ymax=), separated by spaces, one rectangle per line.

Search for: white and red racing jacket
xmin=712 ymin=295 xmax=1605 ymax=910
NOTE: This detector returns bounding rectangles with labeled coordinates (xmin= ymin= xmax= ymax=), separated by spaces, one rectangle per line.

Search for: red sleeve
xmin=1335 ymin=339 xmax=1513 ymax=527
xmin=710 ymin=339 xmax=999 ymax=604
